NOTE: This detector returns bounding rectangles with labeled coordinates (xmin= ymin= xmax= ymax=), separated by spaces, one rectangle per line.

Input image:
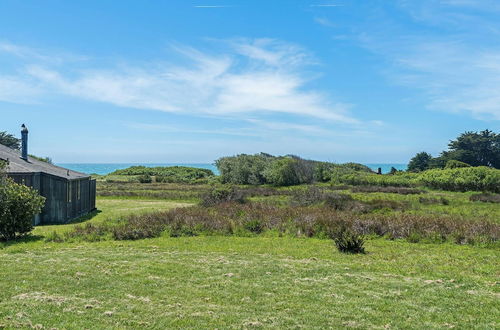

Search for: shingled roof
xmin=0 ymin=144 xmax=88 ymax=180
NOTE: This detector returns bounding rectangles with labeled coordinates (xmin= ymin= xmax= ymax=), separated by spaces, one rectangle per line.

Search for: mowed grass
xmin=0 ymin=237 xmax=499 ymax=328
xmin=0 ymin=197 xmax=499 ymax=328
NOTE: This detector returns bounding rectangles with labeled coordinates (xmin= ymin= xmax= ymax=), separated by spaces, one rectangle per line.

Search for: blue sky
xmin=0 ymin=0 xmax=498 ymax=163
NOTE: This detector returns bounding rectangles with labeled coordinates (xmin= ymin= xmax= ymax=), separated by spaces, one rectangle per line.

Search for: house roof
xmin=0 ymin=144 xmax=89 ymax=180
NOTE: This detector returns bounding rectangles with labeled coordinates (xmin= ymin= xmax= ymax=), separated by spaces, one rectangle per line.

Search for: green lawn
xmin=0 ymin=197 xmax=499 ymax=328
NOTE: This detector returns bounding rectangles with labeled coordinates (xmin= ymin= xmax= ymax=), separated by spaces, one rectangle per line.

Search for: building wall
xmin=7 ymin=172 xmax=97 ymax=225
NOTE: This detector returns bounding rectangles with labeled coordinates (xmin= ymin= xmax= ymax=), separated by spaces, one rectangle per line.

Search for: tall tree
xmin=0 ymin=131 xmax=20 ymax=149
xmin=443 ymin=129 xmax=500 ymax=168
xmin=407 ymin=152 xmax=433 ymax=172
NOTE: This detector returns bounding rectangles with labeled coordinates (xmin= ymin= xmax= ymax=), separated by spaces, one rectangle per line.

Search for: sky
xmin=0 ymin=0 xmax=499 ymax=164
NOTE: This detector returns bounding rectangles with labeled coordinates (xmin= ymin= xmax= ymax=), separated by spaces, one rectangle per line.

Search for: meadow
xmin=1 ymin=174 xmax=499 ymax=328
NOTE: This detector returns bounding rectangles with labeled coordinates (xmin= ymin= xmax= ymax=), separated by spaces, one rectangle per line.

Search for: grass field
xmin=1 ymin=183 xmax=499 ymax=328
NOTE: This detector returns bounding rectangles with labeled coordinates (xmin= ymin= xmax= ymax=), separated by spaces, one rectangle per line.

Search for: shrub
xmin=290 ymin=186 xmax=327 ymax=206
xmin=64 ymin=223 xmax=110 ymax=241
xmin=63 ymin=202 xmax=499 ymax=245
xmin=329 ymin=225 xmax=365 ymax=254
xmin=445 ymin=160 xmax=471 ymax=169
xmin=244 ymin=219 xmax=264 ymax=234
xmin=469 ymin=193 xmax=500 ymax=203
xmin=324 ymin=193 xmax=360 ymax=211
xmin=330 ymin=169 xmax=418 ymax=187
xmin=201 ymin=185 xmax=246 ymax=206
xmin=368 ymin=199 xmax=409 ymax=211
xmin=216 ymin=153 xmax=272 ymax=185
xmin=110 ymin=166 xmax=214 ymax=184
xmin=417 ymin=167 xmax=500 ymax=192
xmin=351 ymin=186 xmax=423 ymax=194
xmin=138 ymin=174 xmax=152 ymax=183
xmin=0 ymin=178 xmax=45 ymax=240
xmin=112 ymin=214 xmax=165 ymax=240
xmin=263 ymin=157 xmax=315 ymax=186
xmin=419 ymin=197 xmax=450 ymax=205
xmin=215 ymin=153 xmax=372 ymax=186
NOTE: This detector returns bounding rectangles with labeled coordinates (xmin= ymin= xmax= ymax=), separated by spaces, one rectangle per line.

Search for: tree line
xmin=408 ymin=130 xmax=499 ymax=172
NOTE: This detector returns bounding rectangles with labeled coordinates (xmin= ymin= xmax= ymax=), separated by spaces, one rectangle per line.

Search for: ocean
xmin=58 ymin=163 xmax=408 ymax=175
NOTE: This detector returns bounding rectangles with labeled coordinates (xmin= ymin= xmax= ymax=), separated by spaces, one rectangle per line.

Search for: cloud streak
xmin=0 ymin=39 xmax=357 ymax=123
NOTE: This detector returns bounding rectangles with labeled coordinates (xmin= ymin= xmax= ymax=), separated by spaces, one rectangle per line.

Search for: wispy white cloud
xmin=314 ymin=17 xmax=336 ymax=28
xmin=0 ymin=76 xmax=41 ymax=103
xmin=0 ymin=41 xmax=88 ymax=64
xmin=356 ymin=1 xmax=500 ymax=121
xmin=0 ymin=39 xmax=357 ymax=123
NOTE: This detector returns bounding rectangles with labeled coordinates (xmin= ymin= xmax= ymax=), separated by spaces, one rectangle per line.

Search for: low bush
xmin=469 ymin=193 xmax=500 ymax=203
xmin=330 ymin=169 xmax=418 ymax=187
xmin=64 ymin=202 xmax=499 ymax=246
xmin=0 ymin=178 xmax=45 ymax=240
xmin=290 ymin=187 xmax=408 ymax=212
xmin=65 ymin=223 xmax=110 ymax=242
xmin=290 ymin=186 xmax=328 ymax=206
xmin=351 ymin=186 xmax=423 ymax=194
xmin=112 ymin=214 xmax=166 ymax=240
xmin=329 ymin=225 xmax=365 ymax=254
xmin=417 ymin=167 xmax=500 ymax=192
xmin=96 ymin=182 xmax=209 ymax=200
xmin=110 ymin=166 xmax=214 ymax=184
xmin=138 ymin=174 xmax=152 ymax=183
xmin=324 ymin=193 xmax=365 ymax=211
xmin=201 ymin=185 xmax=246 ymax=206
xmin=368 ymin=199 xmax=410 ymax=211
xmin=419 ymin=197 xmax=450 ymax=205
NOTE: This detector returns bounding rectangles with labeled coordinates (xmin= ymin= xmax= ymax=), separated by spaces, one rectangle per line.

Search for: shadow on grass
xmin=69 ymin=209 xmax=102 ymax=224
xmin=0 ymin=234 xmax=44 ymax=248
xmin=38 ymin=209 xmax=102 ymax=226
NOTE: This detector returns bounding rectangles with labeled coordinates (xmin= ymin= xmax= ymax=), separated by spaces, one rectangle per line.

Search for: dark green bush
xmin=263 ymin=157 xmax=313 ymax=186
xmin=324 ymin=193 xmax=359 ymax=211
xmin=110 ymin=166 xmax=214 ymax=184
xmin=469 ymin=193 xmax=500 ymax=203
xmin=138 ymin=174 xmax=152 ymax=183
xmin=244 ymin=219 xmax=264 ymax=234
xmin=201 ymin=185 xmax=246 ymax=206
xmin=419 ymin=197 xmax=450 ymax=205
xmin=329 ymin=225 xmax=365 ymax=254
xmin=112 ymin=214 xmax=165 ymax=240
xmin=0 ymin=178 xmax=45 ymax=240
xmin=351 ymin=186 xmax=423 ymax=194
xmin=368 ymin=199 xmax=409 ymax=211
xmin=215 ymin=153 xmax=371 ymax=186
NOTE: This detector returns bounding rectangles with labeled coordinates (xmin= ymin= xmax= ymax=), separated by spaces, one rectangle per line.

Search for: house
xmin=0 ymin=125 xmax=96 ymax=225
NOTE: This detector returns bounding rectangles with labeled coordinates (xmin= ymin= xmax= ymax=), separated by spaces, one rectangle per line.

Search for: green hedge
xmin=331 ymin=166 xmax=500 ymax=192
xmin=330 ymin=169 xmax=418 ymax=187
xmin=418 ymin=167 xmax=500 ymax=192
xmin=216 ymin=153 xmax=373 ymax=186
xmin=109 ymin=166 xmax=214 ymax=183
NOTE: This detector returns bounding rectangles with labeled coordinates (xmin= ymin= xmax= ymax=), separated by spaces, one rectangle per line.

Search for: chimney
xmin=21 ymin=124 xmax=28 ymax=161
